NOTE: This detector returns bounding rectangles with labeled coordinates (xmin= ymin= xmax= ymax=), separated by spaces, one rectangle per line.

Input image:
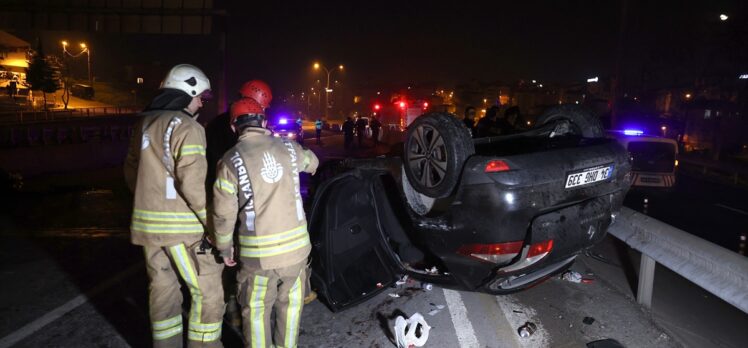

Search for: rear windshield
xmin=627 ymin=141 xmax=676 ymax=172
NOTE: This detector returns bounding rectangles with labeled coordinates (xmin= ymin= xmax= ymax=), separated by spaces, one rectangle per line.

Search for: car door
xmin=308 ymin=169 xmax=401 ymax=312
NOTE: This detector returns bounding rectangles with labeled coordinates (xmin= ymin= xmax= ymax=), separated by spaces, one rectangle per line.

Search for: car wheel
xmin=403 ymin=112 xmax=475 ymax=198
xmin=535 ymin=104 xmax=604 ymax=138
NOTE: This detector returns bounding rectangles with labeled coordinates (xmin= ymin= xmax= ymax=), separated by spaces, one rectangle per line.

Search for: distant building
xmin=0 ymin=30 xmax=30 ymax=82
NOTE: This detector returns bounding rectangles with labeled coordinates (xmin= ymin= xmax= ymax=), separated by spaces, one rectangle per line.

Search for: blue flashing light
xmin=278 ymin=118 xmax=288 ymax=125
xmin=623 ymin=129 xmax=644 ymax=136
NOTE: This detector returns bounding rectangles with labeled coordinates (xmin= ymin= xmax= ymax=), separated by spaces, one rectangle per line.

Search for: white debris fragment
xmin=561 ymin=270 xmax=582 ymax=283
xmin=396 ymin=275 xmax=409 ymax=286
xmin=394 ymin=313 xmax=431 ymax=348
xmin=388 ymin=293 xmax=400 ymax=298
xmin=428 ymin=309 xmax=440 ymax=316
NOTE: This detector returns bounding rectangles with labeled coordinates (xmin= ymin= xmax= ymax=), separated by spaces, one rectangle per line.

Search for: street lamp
xmin=61 ymin=40 xmax=92 ymax=85
xmin=313 ymin=62 xmax=344 ymax=119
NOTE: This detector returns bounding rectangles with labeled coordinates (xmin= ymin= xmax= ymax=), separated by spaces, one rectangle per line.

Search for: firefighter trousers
xmin=237 ymin=261 xmax=306 ymax=348
xmin=144 ymin=241 xmax=225 ymax=348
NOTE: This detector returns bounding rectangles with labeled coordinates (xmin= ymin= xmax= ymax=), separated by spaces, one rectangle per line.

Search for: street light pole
xmin=313 ymin=62 xmax=343 ymax=119
xmin=81 ymin=43 xmax=92 ymax=85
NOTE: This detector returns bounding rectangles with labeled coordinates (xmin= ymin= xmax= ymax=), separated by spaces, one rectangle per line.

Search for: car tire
xmin=535 ymin=104 xmax=604 ymax=138
xmin=403 ymin=112 xmax=475 ymax=198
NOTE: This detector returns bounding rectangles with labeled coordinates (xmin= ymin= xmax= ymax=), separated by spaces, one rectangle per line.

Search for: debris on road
xmin=376 ymin=282 xmax=383 ymax=288
xmin=388 ymin=293 xmax=400 ymax=298
xmin=425 ymin=266 xmax=438 ymax=275
xmin=518 ymin=321 xmax=537 ymax=338
xmin=420 ymin=282 xmax=433 ymax=291
xmin=583 ymin=316 xmax=596 ymax=325
xmin=395 ymin=275 xmax=409 ymax=286
xmin=427 ymin=309 xmax=440 ymax=316
xmin=561 ymin=270 xmax=582 ymax=283
xmin=394 ymin=313 xmax=431 ymax=348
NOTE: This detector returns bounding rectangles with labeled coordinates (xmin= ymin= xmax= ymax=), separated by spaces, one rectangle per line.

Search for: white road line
xmin=714 ymin=203 xmax=748 ymax=216
xmin=443 ymin=288 xmax=480 ymax=348
xmin=0 ymin=262 xmax=143 ymax=348
xmin=495 ymin=295 xmax=549 ymax=348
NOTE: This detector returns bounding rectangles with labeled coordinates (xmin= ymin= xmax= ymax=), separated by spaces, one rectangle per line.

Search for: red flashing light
xmin=423 ymin=102 xmax=429 ymax=108
xmin=399 ymin=101 xmax=406 ymax=109
xmin=484 ymin=160 xmax=510 ymax=173
xmin=528 ymin=239 xmax=554 ymax=257
xmin=374 ymin=103 xmax=381 ymax=111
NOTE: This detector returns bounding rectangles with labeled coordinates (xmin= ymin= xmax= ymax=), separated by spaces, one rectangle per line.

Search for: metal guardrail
xmin=0 ymin=106 xmax=140 ymax=124
xmin=609 ymin=207 xmax=748 ymax=313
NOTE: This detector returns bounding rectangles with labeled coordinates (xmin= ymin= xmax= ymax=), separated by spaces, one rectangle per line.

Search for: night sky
xmin=225 ymin=2 xmax=618 ymax=90
xmin=222 ymin=0 xmax=744 ymax=94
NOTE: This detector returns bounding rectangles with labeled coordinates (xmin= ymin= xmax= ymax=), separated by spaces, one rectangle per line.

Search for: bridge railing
xmin=0 ymin=106 xmax=140 ymax=125
xmin=609 ymin=207 xmax=748 ymax=313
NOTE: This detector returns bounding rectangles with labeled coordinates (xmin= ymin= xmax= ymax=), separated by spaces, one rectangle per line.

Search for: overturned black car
xmin=308 ymin=105 xmax=632 ymax=311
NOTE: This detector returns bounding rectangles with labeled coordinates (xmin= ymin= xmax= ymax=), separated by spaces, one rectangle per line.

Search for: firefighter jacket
xmin=124 ymin=110 xmax=208 ymax=247
xmin=211 ymin=127 xmax=319 ymax=270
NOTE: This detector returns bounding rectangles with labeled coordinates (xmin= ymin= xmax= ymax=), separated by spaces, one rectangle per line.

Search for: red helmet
xmin=230 ymin=98 xmax=265 ymax=126
xmin=239 ymin=80 xmax=273 ymax=108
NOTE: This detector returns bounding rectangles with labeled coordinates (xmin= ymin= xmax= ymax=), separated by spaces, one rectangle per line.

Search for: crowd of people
xmin=462 ymin=104 xmax=525 ymax=138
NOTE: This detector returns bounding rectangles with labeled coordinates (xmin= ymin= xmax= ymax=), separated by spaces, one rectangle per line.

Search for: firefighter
xmin=211 ymin=91 xmax=319 ymax=348
xmin=124 ymin=64 xmax=225 ymax=348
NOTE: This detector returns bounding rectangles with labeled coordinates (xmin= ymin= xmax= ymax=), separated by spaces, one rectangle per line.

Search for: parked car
xmin=308 ymin=105 xmax=632 ymax=311
xmin=70 ymin=84 xmax=94 ymax=99
xmin=608 ymin=130 xmax=678 ymax=189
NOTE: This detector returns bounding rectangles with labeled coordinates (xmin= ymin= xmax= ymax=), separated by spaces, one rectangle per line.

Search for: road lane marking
xmin=495 ymin=295 xmax=549 ymax=348
xmin=443 ymin=288 xmax=480 ymax=348
xmin=0 ymin=262 xmax=143 ymax=348
xmin=714 ymin=203 xmax=748 ymax=216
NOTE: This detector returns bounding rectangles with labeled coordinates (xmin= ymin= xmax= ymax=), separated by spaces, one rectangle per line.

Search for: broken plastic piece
xmin=396 ymin=275 xmax=409 ymax=286
xmin=427 ymin=309 xmax=440 ymax=316
xmin=394 ymin=313 xmax=431 ymax=348
xmin=425 ymin=266 xmax=438 ymax=274
xmin=388 ymin=293 xmax=401 ymax=298
xmin=518 ymin=322 xmax=537 ymax=338
xmin=561 ymin=270 xmax=582 ymax=283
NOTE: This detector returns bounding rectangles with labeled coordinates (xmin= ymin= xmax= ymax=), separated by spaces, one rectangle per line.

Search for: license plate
xmin=565 ymin=165 xmax=613 ymax=189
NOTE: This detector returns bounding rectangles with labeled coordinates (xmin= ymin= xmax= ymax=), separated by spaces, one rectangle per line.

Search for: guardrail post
xmin=637 ymin=254 xmax=656 ymax=309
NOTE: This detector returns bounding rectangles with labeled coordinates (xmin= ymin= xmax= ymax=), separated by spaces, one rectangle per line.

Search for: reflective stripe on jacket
xmin=125 ymin=110 xmax=208 ymax=247
xmin=212 ymin=127 xmax=319 ymax=270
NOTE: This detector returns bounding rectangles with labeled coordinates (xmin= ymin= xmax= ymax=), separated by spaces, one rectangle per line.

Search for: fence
xmin=0 ymin=106 xmax=140 ymax=125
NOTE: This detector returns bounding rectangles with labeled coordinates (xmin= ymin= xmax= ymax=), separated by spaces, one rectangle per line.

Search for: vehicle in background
xmin=71 ymin=84 xmax=94 ymax=99
xmin=271 ymin=118 xmax=304 ymax=144
xmin=608 ymin=130 xmax=678 ymax=189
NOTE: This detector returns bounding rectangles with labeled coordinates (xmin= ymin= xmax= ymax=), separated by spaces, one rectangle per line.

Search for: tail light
xmin=485 ymin=160 xmax=510 ymax=173
xmin=458 ymin=239 xmax=555 ymax=270
xmin=674 ymin=159 xmax=679 ymax=167
xmin=457 ymin=241 xmax=523 ymax=264
xmin=527 ymin=239 xmax=553 ymax=258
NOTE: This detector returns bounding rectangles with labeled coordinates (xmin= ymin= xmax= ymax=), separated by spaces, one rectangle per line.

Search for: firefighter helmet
xmin=160 ymin=64 xmax=211 ymax=97
xmin=230 ymin=98 xmax=265 ymax=127
xmin=239 ymin=80 xmax=273 ymax=108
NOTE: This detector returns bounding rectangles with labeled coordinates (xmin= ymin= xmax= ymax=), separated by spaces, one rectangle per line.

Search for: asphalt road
xmin=1 ymin=135 xmax=746 ymax=347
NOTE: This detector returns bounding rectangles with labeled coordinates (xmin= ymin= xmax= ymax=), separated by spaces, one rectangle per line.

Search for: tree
xmin=25 ymin=43 xmax=61 ymax=110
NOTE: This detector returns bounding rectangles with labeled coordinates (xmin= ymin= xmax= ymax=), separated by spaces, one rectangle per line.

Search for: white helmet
xmin=160 ymin=64 xmax=211 ymax=97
